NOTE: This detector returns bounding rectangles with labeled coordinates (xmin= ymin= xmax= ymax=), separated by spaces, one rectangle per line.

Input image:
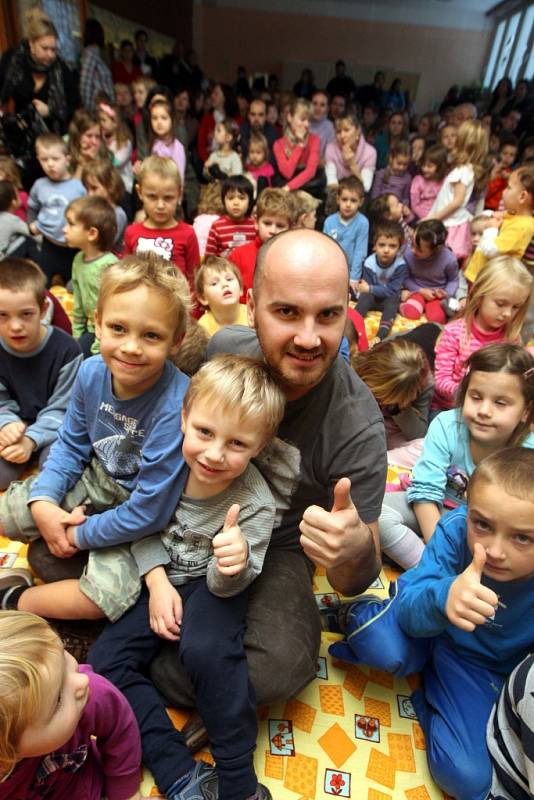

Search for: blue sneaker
xmin=167 ymin=761 xmax=218 ymax=799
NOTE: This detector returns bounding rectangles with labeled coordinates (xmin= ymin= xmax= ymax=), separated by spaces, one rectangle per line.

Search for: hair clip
xmin=524 ymin=367 xmax=534 ymax=383
xmin=99 ymin=102 xmax=115 ymax=120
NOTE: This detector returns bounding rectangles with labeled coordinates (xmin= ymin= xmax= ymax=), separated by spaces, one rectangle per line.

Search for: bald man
xmin=152 ymin=229 xmax=387 ymax=713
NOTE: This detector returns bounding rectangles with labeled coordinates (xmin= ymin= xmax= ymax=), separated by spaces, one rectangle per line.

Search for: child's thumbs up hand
xmin=445 ymin=543 xmax=499 ymax=631
xmin=300 ymin=478 xmax=371 ymax=570
xmin=212 ymin=504 xmax=249 ymax=576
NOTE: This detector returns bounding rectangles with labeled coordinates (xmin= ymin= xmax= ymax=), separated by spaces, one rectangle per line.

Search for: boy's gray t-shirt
xmin=207 ymin=326 xmax=387 ymax=551
xmin=132 ymin=461 xmax=275 ymax=597
xmin=27 ymin=176 xmax=86 ymax=243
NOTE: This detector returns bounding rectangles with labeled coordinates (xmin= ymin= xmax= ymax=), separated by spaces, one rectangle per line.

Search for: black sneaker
xmin=0 ymin=568 xmax=33 ymax=609
xmin=247 ymin=785 xmax=273 ymax=800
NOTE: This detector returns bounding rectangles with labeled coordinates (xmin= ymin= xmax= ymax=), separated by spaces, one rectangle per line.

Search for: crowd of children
xmin=0 ymin=7 xmax=534 ymax=798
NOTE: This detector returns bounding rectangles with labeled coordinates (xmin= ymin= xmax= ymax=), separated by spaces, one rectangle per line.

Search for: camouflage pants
xmin=0 ymin=458 xmax=143 ymax=621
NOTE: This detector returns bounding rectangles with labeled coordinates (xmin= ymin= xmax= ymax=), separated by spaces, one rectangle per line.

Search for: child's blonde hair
xmin=248 ymin=133 xmax=269 ymax=163
xmin=464 ymin=255 xmax=532 ymax=342
xmin=352 ymin=338 xmax=430 ymax=408
xmin=0 ymin=156 xmax=22 ymax=189
xmin=194 ymin=255 xmax=242 ymax=300
xmin=293 ymin=190 xmax=320 ymax=218
xmin=468 ymin=446 xmax=534 ymax=503
xmin=132 ymin=75 xmax=156 ymax=93
xmin=0 ymin=611 xmax=62 ymax=777
xmin=97 ymin=252 xmax=191 ymax=339
xmin=183 ymin=354 xmax=285 ymax=443
xmin=256 ymin=188 xmax=296 ymax=224
xmin=453 ymin=120 xmax=491 ymax=193
xmin=197 ymin=181 xmax=224 ymax=215
xmin=285 ymin=97 xmax=311 ymax=137
xmin=138 ymin=155 xmax=182 ymax=193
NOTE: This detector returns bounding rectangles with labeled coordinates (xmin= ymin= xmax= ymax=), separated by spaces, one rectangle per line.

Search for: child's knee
xmin=428 ymin=743 xmax=491 ymax=800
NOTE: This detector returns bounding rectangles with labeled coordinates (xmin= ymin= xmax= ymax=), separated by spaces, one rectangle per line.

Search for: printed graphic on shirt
xmin=43 ymin=194 xmax=69 ymax=217
xmin=136 ymin=236 xmax=174 ymax=260
xmin=93 ymin=402 xmax=145 ymax=480
xmin=162 ymin=527 xmax=212 ymax=574
xmin=445 ymin=464 xmax=469 ymax=504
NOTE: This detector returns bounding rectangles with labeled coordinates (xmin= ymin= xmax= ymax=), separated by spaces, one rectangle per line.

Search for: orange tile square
xmin=342 ymin=665 xmax=368 ymax=699
xmin=405 ymin=787 xmax=432 ymax=800
xmin=264 ymin=751 xmax=285 ymax=780
xmin=387 ymin=733 xmax=416 ymax=772
xmin=318 ymin=722 xmax=357 ymax=768
xmin=283 ymin=699 xmax=316 ymax=733
xmin=368 ymin=790 xmax=393 ymax=800
xmin=365 ymin=696 xmax=392 ymax=727
xmin=412 ymin=722 xmax=426 ymax=750
xmin=366 ymin=748 xmax=396 ymax=790
xmin=319 ymin=684 xmax=345 ymax=715
xmin=284 ymin=752 xmax=317 ymax=798
xmin=369 ymin=668 xmax=395 ymax=689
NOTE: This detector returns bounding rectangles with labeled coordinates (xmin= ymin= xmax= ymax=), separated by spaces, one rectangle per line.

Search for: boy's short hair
xmin=0 ymin=258 xmax=46 ymax=305
xmin=337 ymin=176 xmax=364 ymax=200
xmin=471 ymin=214 xmax=488 ymax=230
xmin=0 ymin=611 xmax=62 ymax=777
xmin=515 ymin=165 xmax=534 ymax=199
xmin=171 ymin=319 xmax=209 ymax=377
xmin=67 ymin=196 xmax=117 ymax=252
xmin=373 ymin=219 xmax=404 ymax=245
xmin=255 ymin=188 xmax=295 ymax=224
xmin=499 ymin=132 xmax=519 ymax=150
xmin=138 ymin=155 xmax=182 ymax=192
xmin=221 ymin=175 xmax=254 ymax=215
xmin=183 ymin=353 xmax=285 ymax=443
xmin=293 ymin=190 xmax=320 ymax=217
xmin=194 ymin=255 xmax=243 ymax=299
xmin=35 ymin=133 xmax=68 ymax=155
xmin=0 ymin=180 xmax=16 ymax=212
xmin=467 ymin=447 xmax=534 ymax=505
xmin=81 ymin=159 xmax=124 ymax=206
xmin=97 ymin=252 xmax=191 ymax=340
xmin=414 ymin=218 xmax=447 ymax=250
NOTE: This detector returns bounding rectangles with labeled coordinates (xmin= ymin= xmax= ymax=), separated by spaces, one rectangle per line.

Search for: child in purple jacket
xmin=400 ymin=219 xmax=459 ymax=324
xmin=0 ymin=610 xmax=145 ymax=800
xmin=371 ymin=141 xmax=412 ymax=212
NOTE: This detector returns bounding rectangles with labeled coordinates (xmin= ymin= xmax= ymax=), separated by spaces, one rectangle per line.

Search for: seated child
xmin=292 ymin=190 xmax=320 ymax=229
xmin=0 ymin=254 xmax=191 ymax=624
xmin=193 ymin=181 xmax=224 ymax=258
xmin=149 ymin=99 xmax=186 ymax=184
xmin=484 ymin=133 xmax=519 ymax=211
xmin=196 ymin=256 xmax=248 ymax=335
xmin=0 ymin=181 xmax=38 ymax=261
xmin=367 ymin=191 xmax=413 ymax=244
xmin=205 ymin=175 xmax=256 ymax=257
xmin=0 ymin=258 xmax=82 ymax=490
xmin=63 ymin=195 xmax=118 ymax=358
xmin=0 ymin=155 xmax=28 ymax=222
xmin=0 ymin=610 xmax=145 ymax=800
xmin=433 ymin=256 xmax=532 ymax=410
xmin=28 ymin=133 xmax=86 ymax=284
xmin=3 ymin=355 xmax=285 ymax=800
xmin=244 ymin=132 xmax=275 ymax=191
xmin=443 ymin=213 xmax=488 ymax=319
xmin=81 ymin=159 xmax=128 ymax=251
xmin=323 ymin=176 xmax=369 ymax=288
xmin=204 ymin=119 xmax=243 ymax=179
xmin=378 ymin=343 xmax=534 ymax=569
xmin=356 ymin=220 xmax=407 ymax=344
xmin=124 ymin=156 xmax=200 ymax=294
xmin=230 ymin=187 xmax=294 ymax=298
xmin=465 ymin=165 xmax=534 ymax=285
xmin=331 ymin=446 xmax=534 ymax=800
xmin=409 ymin=144 xmax=448 ymax=221
xmin=370 ymin=141 xmax=412 ymax=210
xmin=400 ymin=219 xmax=459 ymax=324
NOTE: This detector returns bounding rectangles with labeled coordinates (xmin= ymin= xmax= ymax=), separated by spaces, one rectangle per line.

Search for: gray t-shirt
xmin=207 ymin=326 xmax=387 ymax=551
xmin=131 ymin=461 xmax=275 ymax=597
xmin=0 ymin=212 xmax=29 ymax=258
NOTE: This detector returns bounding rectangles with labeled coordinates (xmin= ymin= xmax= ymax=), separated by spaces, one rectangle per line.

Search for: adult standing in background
xmin=133 ymin=29 xmax=158 ymax=79
xmin=80 ymin=18 xmax=115 ymax=111
xmin=111 ymin=40 xmax=141 ymax=86
xmin=239 ymin=98 xmax=280 ymax=163
xmin=326 ymin=60 xmax=356 ymax=103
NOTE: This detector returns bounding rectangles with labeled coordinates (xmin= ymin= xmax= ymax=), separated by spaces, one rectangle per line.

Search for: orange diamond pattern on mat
xmin=318 ymin=722 xmax=357 ymax=768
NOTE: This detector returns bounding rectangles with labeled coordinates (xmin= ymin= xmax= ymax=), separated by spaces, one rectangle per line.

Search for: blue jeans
xmin=89 ymin=581 xmax=258 ymax=800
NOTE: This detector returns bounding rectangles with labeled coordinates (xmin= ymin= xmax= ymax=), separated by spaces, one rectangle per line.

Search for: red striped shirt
xmin=205 ymin=216 xmax=256 ymax=257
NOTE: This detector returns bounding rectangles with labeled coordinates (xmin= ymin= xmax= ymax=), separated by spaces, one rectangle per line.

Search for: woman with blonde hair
xmin=273 ymin=97 xmax=324 ymax=194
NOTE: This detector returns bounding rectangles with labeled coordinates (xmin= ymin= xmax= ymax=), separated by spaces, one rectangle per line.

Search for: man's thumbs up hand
xmin=445 ymin=543 xmax=499 ymax=631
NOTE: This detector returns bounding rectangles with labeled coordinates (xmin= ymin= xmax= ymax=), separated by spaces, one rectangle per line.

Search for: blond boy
xmin=196 ymin=256 xmax=248 ymax=336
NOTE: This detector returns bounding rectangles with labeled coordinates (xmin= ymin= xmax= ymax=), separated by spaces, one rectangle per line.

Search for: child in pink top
xmin=273 ymin=98 xmax=321 ymax=191
xmin=433 ymin=255 xmax=532 ymax=409
xmin=0 ymin=610 xmax=144 ymax=800
xmin=409 ymin=144 xmax=448 ymax=221
xmin=149 ymin=99 xmax=186 ymax=184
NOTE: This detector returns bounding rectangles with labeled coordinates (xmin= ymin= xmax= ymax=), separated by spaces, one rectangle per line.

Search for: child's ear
xmin=87 ymin=225 xmax=99 ymax=243
xmin=136 ymin=183 xmax=144 ymax=201
xmin=39 ymin=297 xmax=49 ymax=320
xmin=196 ymin=293 xmax=209 ymax=308
xmin=169 ymin=331 xmax=185 ymax=357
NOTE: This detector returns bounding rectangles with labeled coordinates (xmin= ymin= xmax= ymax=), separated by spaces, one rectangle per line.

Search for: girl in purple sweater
xmin=0 ymin=610 xmax=145 ymax=800
xmin=400 ymin=219 xmax=459 ymax=323
xmin=371 ymin=140 xmax=412 ymax=210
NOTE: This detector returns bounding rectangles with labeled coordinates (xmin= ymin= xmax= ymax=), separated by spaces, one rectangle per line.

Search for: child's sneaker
xmin=0 ymin=568 xmax=34 ymax=609
xmin=167 ymin=761 xmax=218 ymax=799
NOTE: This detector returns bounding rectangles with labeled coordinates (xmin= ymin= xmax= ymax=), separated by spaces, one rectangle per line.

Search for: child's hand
xmin=213 ymin=504 xmax=249 ymax=576
xmin=357 ymin=279 xmax=369 ymax=294
xmin=29 ymin=222 xmax=39 ymax=235
xmin=445 ymin=543 xmax=499 ymax=631
xmin=30 ymin=500 xmax=79 ymax=558
xmin=146 ymin=569 xmax=183 ymax=641
xmin=0 ymin=421 xmax=26 ymax=447
xmin=402 ymin=204 xmax=411 ymax=220
xmin=419 ymin=288 xmax=436 ymax=301
xmin=340 ymin=144 xmax=355 ymax=164
xmin=0 ymin=436 xmax=34 ymax=463
xmin=400 ymin=289 xmax=410 ymax=301
xmin=434 ymin=288 xmax=448 ymax=300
